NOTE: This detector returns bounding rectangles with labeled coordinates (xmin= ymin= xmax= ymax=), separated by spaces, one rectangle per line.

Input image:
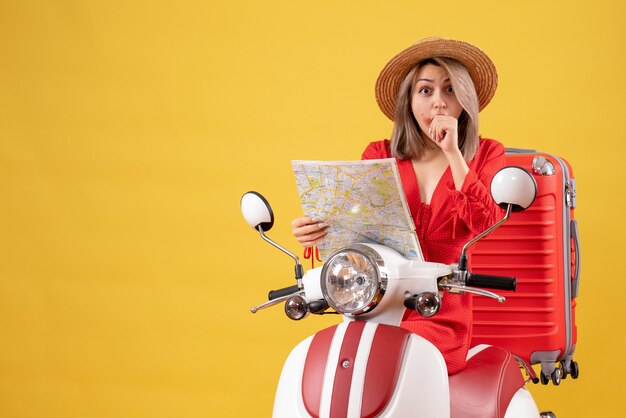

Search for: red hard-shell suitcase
xmin=469 ymin=148 xmax=580 ymax=385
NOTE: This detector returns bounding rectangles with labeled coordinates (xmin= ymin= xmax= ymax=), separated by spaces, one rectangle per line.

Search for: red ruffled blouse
xmin=361 ymin=138 xmax=506 ymax=374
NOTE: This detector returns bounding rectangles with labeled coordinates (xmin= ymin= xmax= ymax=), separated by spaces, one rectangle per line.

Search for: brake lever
xmin=439 ymin=283 xmax=506 ymax=303
xmin=250 ymin=290 xmax=305 ymax=313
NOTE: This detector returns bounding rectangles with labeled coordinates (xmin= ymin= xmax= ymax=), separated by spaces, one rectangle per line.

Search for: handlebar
xmin=268 ymin=285 xmax=301 ymax=300
xmin=466 ymin=273 xmax=516 ymax=291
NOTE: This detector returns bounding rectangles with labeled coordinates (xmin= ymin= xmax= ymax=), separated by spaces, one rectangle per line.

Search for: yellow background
xmin=1 ymin=1 xmax=624 ymax=416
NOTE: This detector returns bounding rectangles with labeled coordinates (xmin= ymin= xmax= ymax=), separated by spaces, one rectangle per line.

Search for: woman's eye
xmin=446 ymin=86 xmax=454 ymax=93
xmin=418 ymin=87 xmax=430 ymax=94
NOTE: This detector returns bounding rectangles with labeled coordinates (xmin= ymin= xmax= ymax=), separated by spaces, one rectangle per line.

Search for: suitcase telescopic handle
xmin=466 ymin=273 xmax=517 ymax=291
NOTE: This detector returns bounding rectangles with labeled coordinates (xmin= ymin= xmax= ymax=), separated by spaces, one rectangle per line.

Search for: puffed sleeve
xmin=361 ymin=140 xmax=391 ymax=160
xmin=447 ymin=139 xmax=507 ymax=235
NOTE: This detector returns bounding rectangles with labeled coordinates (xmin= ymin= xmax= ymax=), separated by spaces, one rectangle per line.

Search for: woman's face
xmin=411 ymin=63 xmax=463 ymax=136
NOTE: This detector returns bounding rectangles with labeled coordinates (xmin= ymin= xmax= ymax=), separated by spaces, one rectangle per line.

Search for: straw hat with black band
xmin=375 ymin=37 xmax=498 ymax=121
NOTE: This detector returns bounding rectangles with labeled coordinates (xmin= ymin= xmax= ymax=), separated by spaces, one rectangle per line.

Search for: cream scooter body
xmin=272 ymin=245 xmax=540 ymax=418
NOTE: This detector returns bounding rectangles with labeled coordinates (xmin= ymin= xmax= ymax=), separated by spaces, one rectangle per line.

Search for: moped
xmin=241 ymin=166 xmax=557 ymax=418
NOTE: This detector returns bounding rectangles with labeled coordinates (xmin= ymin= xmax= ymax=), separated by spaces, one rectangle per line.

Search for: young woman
xmin=292 ymin=37 xmax=506 ymax=374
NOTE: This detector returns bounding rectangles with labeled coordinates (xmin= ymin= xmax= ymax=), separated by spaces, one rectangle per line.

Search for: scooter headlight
xmin=320 ymin=244 xmax=385 ymax=316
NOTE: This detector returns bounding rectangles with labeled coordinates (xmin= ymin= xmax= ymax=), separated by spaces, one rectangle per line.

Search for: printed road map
xmin=292 ymin=158 xmax=423 ymax=262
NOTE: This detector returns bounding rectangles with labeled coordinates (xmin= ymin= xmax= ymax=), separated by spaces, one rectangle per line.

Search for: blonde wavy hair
xmin=389 ymin=57 xmax=480 ymax=161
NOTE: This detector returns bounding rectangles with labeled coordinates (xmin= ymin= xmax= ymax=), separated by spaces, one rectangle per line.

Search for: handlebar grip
xmin=466 ymin=273 xmax=516 ymax=291
xmin=268 ymin=285 xmax=300 ymax=301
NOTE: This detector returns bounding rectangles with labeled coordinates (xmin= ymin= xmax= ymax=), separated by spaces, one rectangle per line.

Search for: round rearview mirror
xmin=490 ymin=166 xmax=537 ymax=212
xmin=241 ymin=191 xmax=274 ymax=231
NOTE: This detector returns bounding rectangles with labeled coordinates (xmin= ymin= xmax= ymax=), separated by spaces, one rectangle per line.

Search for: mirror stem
xmin=458 ymin=204 xmax=512 ymax=271
xmin=257 ymin=226 xmax=304 ymax=284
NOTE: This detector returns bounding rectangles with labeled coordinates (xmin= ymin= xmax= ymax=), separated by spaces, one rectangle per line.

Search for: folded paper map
xmin=292 ymin=158 xmax=423 ymax=262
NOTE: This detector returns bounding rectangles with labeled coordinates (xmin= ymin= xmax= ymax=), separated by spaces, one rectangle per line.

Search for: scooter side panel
xmin=504 ymin=388 xmax=541 ymax=418
xmin=273 ymin=335 xmax=314 ymax=418
xmin=378 ymin=334 xmax=450 ymax=418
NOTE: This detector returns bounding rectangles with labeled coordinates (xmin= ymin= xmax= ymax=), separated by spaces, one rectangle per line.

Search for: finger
xmin=434 ymin=120 xmax=448 ymax=143
xmin=430 ymin=119 xmax=439 ymax=142
xmin=292 ymin=216 xmax=325 ymax=233
xmin=293 ymin=222 xmax=327 ymax=237
xmin=291 ymin=216 xmax=321 ymax=228
xmin=436 ymin=125 xmax=444 ymax=142
xmin=295 ymin=227 xmax=328 ymax=243
xmin=299 ymin=232 xmax=328 ymax=247
xmin=434 ymin=117 xmax=446 ymax=141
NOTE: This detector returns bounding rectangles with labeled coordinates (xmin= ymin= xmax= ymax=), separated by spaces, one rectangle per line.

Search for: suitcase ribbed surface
xmin=469 ymin=153 xmax=577 ymax=366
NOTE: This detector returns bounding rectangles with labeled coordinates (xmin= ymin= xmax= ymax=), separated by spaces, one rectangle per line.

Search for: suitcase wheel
xmin=540 ymin=368 xmax=562 ymax=385
xmin=570 ymin=360 xmax=580 ymax=379
xmin=559 ymin=360 xmax=568 ymax=379
xmin=559 ymin=359 xmax=580 ymax=380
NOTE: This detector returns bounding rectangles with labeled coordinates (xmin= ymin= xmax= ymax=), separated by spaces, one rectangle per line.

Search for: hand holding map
xmin=292 ymin=159 xmax=423 ymax=262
